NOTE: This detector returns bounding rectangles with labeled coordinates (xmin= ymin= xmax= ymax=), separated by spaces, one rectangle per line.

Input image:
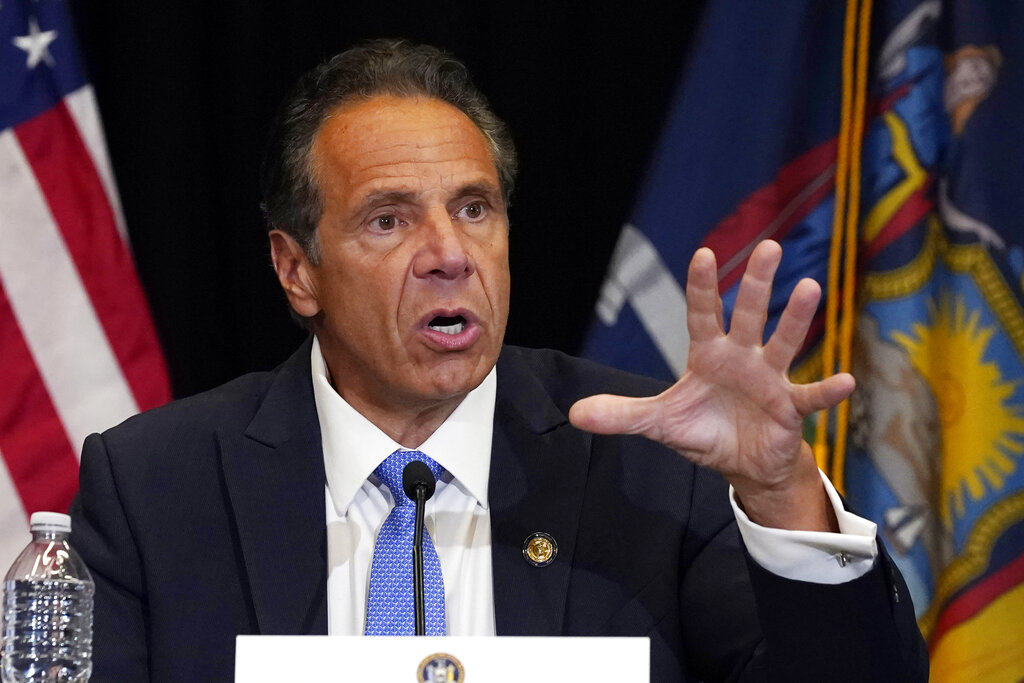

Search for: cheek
xmin=322 ymin=265 xmax=393 ymax=328
xmin=493 ymin=267 xmax=511 ymax=306
xmin=487 ymin=243 xmax=511 ymax=298
xmin=360 ymin=277 xmax=405 ymax=326
xmin=483 ymin=256 xmax=511 ymax=322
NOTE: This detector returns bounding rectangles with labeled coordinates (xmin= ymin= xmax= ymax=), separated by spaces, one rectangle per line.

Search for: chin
xmin=420 ymin=357 xmax=492 ymax=399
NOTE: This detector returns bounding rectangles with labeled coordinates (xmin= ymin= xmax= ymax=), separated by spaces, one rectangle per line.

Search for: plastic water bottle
xmin=2 ymin=512 xmax=94 ymax=683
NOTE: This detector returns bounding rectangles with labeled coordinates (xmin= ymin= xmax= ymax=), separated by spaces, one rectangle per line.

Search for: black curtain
xmin=68 ymin=1 xmax=706 ymax=398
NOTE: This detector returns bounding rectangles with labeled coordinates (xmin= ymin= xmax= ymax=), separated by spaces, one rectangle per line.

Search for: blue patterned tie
xmin=364 ymin=449 xmax=446 ymax=635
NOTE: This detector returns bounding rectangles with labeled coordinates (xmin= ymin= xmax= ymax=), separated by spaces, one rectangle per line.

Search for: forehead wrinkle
xmin=352 ymin=159 xmax=496 ymax=191
xmin=345 ymin=136 xmax=491 ymax=174
xmin=333 ymin=117 xmax=490 ymax=160
xmin=347 ymin=142 xmax=489 ymax=172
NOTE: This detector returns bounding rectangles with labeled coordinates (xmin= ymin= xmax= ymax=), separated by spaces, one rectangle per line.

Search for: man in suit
xmin=70 ymin=39 xmax=928 ymax=681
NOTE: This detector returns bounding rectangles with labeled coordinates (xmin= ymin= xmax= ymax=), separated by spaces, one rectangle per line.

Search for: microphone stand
xmin=412 ymin=481 xmax=427 ymax=636
xmin=403 ymin=460 xmax=435 ymax=636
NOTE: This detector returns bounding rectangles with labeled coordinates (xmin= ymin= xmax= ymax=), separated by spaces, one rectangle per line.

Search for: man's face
xmin=301 ymin=95 xmax=510 ymax=417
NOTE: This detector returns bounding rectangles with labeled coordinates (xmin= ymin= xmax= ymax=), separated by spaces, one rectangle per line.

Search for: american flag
xmin=0 ymin=0 xmax=170 ymax=568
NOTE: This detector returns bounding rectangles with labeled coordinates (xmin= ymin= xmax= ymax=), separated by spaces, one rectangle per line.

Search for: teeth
xmin=429 ymin=322 xmax=465 ymax=335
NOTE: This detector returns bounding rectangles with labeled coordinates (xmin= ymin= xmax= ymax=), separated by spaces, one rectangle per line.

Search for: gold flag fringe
xmin=814 ymin=0 xmax=873 ymax=494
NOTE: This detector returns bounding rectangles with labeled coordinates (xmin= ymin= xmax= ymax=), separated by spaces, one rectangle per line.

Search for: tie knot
xmin=374 ymin=449 xmax=443 ymax=504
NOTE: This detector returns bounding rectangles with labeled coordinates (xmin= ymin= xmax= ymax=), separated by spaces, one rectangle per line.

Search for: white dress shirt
xmin=314 ymin=339 xmax=496 ymax=636
xmin=311 ymin=338 xmax=877 ymax=637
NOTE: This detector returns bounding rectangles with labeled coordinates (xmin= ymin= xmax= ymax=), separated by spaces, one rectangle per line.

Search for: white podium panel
xmin=235 ymin=635 xmax=649 ymax=682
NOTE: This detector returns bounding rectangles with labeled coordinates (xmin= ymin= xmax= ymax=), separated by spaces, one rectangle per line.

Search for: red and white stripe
xmin=0 ymin=85 xmax=170 ymax=568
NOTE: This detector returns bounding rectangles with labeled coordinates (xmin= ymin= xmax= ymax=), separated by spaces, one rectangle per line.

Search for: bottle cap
xmin=30 ymin=511 xmax=72 ymax=533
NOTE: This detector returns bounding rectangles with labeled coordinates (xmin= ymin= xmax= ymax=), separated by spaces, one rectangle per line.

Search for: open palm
xmin=570 ymin=240 xmax=854 ymax=529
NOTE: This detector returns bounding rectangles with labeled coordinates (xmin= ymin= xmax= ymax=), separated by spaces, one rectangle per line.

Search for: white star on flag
xmin=12 ymin=16 xmax=58 ymax=69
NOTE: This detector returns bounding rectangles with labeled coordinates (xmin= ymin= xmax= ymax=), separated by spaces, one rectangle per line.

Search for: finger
xmin=569 ymin=393 xmax=660 ymax=437
xmin=764 ymin=277 xmax=822 ymax=371
xmin=686 ymin=247 xmax=724 ymax=343
xmin=791 ymin=372 xmax=856 ymax=416
xmin=728 ymin=240 xmax=782 ymax=347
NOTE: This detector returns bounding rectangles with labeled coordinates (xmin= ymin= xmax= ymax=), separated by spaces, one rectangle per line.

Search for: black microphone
xmin=402 ymin=460 xmax=436 ymax=636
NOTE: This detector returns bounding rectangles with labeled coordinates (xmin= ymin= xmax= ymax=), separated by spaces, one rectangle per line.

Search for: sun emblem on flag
xmin=892 ymin=293 xmax=1024 ymax=526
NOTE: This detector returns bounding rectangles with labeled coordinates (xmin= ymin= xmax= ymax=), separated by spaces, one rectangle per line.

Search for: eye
xmin=373 ymin=214 xmax=398 ymax=231
xmin=458 ymin=201 xmax=485 ymax=220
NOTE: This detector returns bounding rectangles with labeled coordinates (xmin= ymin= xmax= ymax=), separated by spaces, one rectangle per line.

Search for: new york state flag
xmin=583 ymin=1 xmax=1024 ymax=679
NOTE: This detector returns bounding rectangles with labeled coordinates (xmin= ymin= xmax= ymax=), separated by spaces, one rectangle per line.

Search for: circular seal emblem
xmin=522 ymin=531 xmax=558 ymax=567
xmin=417 ymin=652 xmax=465 ymax=682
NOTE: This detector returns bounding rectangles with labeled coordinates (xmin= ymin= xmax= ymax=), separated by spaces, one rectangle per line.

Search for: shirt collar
xmin=311 ymin=336 xmax=495 ymax=517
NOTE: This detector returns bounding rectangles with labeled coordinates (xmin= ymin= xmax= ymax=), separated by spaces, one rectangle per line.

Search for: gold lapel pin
xmin=522 ymin=532 xmax=558 ymax=567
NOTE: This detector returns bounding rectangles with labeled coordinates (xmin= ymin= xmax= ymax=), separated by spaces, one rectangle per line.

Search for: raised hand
xmin=569 ymin=240 xmax=854 ymax=531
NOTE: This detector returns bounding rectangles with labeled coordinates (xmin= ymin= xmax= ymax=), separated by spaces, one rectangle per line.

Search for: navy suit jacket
xmin=69 ymin=340 xmax=927 ymax=681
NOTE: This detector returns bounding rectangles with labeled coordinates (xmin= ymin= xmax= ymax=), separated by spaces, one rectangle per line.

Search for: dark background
xmin=67 ymin=1 xmax=707 ymax=398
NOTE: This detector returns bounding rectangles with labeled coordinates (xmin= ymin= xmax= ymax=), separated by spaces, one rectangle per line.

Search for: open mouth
xmin=428 ymin=315 xmax=467 ymax=335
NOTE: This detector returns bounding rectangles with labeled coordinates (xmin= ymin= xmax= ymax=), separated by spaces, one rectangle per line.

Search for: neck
xmin=346 ymin=396 xmax=460 ymax=449
xmin=321 ymin=366 xmax=464 ymax=449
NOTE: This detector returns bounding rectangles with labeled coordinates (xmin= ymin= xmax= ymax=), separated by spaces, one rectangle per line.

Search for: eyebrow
xmin=354 ymin=182 xmax=502 ymax=215
xmin=453 ymin=182 xmax=502 ymax=203
xmin=355 ymin=190 xmax=418 ymax=213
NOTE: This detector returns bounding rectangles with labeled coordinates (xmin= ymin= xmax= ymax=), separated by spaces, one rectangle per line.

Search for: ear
xmin=269 ymin=230 xmax=322 ymax=318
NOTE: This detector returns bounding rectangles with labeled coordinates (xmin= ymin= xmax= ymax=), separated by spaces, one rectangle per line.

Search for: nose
xmin=413 ymin=210 xmax=474 ymax=281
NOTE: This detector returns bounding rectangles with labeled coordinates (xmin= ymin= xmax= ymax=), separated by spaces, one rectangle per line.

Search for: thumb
xmin=792 ymin=372 xmax=857 ymax=416
xmin=569 ymin=393 xmax=660 ymax=436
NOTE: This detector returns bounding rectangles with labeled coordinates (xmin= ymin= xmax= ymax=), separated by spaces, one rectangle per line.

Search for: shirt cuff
xmin=730 ymin=469 xmax=878 ymax=584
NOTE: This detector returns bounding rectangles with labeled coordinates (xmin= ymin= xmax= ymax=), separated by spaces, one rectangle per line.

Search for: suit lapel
xmin=219 ymin=338 xmax=329 ymax=635
xmin=489 ymin=348 xmax=592 ymax=635
xmin=217 ymin=342 xmax=592 ymax=637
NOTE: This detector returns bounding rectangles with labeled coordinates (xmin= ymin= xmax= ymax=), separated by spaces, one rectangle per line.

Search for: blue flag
xmin=581 ymin=0 xmax=847 ymax=381
xmin=581 ymin=1 xmax=1024 ymax=678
